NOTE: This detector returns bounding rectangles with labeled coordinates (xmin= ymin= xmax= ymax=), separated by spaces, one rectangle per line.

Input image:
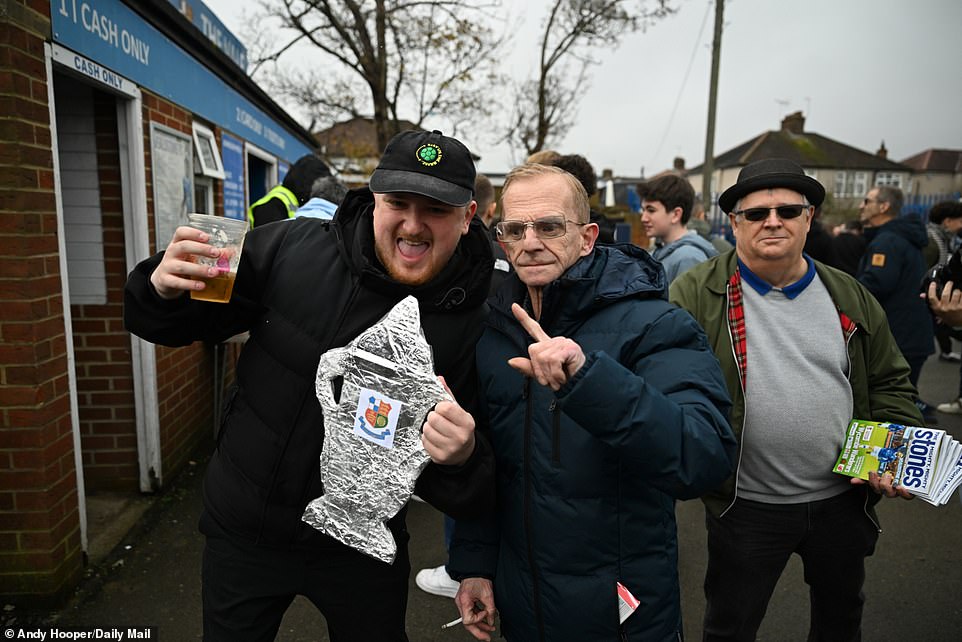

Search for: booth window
xmin=194 ymin=177 xmax=214 ymax=214
xmin=192 ymin=122 xmax=225 ymax=179
xmin=244 ymin=141 xmax=277 ymax=210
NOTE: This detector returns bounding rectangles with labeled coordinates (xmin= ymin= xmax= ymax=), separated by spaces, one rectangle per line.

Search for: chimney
xmin=876 ymin=141 xmax=888 ymax=160
xmin=673 ymin=157 xmax=685 ymax=171
xmin=601 ymin=168 xmax=614 ymax=180
xmin=780 ymin=111 xmax=805 ymax=135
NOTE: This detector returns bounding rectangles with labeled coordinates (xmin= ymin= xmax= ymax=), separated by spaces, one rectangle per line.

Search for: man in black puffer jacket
xmin=124 ymin=130 xmax=494 ymax=642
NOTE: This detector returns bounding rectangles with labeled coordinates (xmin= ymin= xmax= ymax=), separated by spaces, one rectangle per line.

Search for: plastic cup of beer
xmin=187 ymin=213 xmax=249 ymax=303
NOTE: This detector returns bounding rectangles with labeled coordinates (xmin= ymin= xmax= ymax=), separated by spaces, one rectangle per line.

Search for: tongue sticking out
xmin=398 ymin=239 xmax=429 ymax=259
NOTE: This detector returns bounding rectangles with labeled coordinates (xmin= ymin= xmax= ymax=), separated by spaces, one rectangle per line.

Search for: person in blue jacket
xmin=448 ymin=163 xmax=737 ymax=641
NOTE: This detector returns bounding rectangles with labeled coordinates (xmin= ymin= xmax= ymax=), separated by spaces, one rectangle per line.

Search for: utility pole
xmin=702 ymin=0 xmax=724 ymax=208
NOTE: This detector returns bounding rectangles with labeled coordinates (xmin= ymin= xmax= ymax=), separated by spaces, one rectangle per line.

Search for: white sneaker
xmin=937 ymin=398 xmax=962 ymax=414
xmin=415 ymin=564 xmax=459 ymax=598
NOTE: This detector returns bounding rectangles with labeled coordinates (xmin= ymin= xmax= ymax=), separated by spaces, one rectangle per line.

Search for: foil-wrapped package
xmin=303 ymin=296 xmax=448 ymax=563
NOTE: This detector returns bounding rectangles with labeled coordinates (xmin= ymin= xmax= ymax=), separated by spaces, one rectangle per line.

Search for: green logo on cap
xmin=416 ymin=143 xmax=442 ymax=167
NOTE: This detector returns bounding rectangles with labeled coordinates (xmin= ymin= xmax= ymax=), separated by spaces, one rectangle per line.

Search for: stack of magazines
xmin=833 ymin=419 xmax=962 ymax=505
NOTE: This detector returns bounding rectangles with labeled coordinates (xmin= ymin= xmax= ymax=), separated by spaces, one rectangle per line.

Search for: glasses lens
xmin=739 ymin=205 xmax=807 ymax=222
xmin=775 ymin=205 xmax=806 ymax=219
xmin=497 ymin=217 xmax=570 ymax=241
xmin=496 ymin=221 xmax=524 ymax=241
xmin=741 ymin=208 xmax=770 ymax=222
xmin=534 ymin=218 xmax=567 ymax=238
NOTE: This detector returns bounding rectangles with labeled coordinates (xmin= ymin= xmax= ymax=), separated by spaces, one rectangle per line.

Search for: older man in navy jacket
xmin=450 ymin=164 xmax=735 ymax=642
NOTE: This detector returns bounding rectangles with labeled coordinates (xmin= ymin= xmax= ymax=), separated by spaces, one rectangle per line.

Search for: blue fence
xmin=903 ymin=192 xmax=961 ymax=218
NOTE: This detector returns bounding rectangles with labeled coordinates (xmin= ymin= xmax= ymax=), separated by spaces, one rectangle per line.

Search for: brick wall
xmin=69 ymin=92 xmax=139 ymax=491
xmin=141 ymin=92 xmax=215 ymax=479
xmin=0 ymin=1 xmax=83 ymax=604
xmin=1 ymin=2 xmax=239 ymax=603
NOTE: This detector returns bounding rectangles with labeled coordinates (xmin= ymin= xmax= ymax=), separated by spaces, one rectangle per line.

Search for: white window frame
xmin=875 ymin=172 xmax=904 ymax=189
xmin=192 ymin=122 xmax=225 ymax=179
xmin=244 ymin=141 xmax=278 ymax=211
xmin=194 ymin=176 xmax=214 ymax=214
xmin=853 ymin=172 xmax=868 ymax=197
xmin=834 ymin=171 xmax=847 ymax=197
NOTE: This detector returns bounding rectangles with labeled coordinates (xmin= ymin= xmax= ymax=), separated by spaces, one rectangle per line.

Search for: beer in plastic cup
xmin=187 ymin=213 xmax=248 ymax=303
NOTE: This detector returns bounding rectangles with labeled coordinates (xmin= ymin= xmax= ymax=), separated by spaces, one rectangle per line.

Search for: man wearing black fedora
xmin=671 ymin=158 xmax=922 ymax=640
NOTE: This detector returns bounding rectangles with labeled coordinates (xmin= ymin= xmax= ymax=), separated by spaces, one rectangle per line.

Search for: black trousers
xmin=703 ymin=487 xmax=879 ymax=642
xmin=202 ymin=532 xmax=411 ymax=642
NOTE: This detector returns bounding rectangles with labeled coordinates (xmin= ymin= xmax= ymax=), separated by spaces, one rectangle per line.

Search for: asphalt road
xmin=11 ymin=353 xmax=962 ymax=641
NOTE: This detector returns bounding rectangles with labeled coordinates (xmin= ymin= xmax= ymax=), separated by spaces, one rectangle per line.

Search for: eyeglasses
xmin=495 ymin=217 xmax=586 ymax=242
xmin=862 ymin=197 xmax=878 ymax=205
xmin=732 ymin=204 xmax=811 ymax=223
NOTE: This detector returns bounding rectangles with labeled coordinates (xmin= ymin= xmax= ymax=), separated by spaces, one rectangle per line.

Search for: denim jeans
xmin=703 ymin=486 xmax=879 ymax=642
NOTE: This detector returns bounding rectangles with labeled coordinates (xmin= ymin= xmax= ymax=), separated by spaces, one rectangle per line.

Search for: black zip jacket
xmin=124 ymin=187 xmax=495 ymax=549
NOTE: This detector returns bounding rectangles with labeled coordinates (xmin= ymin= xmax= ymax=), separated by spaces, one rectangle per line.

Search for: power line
xmin=648 ymin=0 xmax=712 ymax=171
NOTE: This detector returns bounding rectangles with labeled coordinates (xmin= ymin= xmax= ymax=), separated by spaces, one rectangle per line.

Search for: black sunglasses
xmin=732 ymin=204 xmax=811 ymax=222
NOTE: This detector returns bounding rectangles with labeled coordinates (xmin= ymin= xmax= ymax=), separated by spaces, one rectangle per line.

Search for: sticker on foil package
xmin=303 ymin=296 xmax=449 ymax=564
xmin=354 ymin=388 xmax=402 ymax=449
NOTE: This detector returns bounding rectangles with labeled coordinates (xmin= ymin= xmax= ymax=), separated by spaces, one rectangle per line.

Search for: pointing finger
xmin=511 ymin=303 xmax=551 ymax=342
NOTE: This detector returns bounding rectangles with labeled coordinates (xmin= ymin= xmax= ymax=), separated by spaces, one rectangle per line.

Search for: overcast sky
xmin=203 ymin=0 xmax=962 ymax=177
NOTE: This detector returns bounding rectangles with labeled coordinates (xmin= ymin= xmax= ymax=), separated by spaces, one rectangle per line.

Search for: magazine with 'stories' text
xmin=833 ymin=419 xmax=962 ymax=506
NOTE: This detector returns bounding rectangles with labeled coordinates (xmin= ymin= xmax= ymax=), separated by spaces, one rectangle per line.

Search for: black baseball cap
xmin=369 ymin=130 xmax=476 ymax=206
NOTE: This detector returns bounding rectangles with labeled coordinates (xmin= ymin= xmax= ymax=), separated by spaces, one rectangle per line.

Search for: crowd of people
xmin=124 ymin=129 xmax=960 ymax=642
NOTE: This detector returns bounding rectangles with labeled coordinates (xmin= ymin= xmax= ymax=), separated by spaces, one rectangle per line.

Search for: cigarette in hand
xmin=441 ymin=616 xmax=463 ymax=629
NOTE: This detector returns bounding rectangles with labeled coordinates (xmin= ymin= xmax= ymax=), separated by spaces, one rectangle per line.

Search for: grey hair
xmin=874 ymin=185 xmax=904 ymax=216
xmin=501 ymin=163 xmax=590 ymax=223
xmin=310 ymin=176 xmax=349 ymax=205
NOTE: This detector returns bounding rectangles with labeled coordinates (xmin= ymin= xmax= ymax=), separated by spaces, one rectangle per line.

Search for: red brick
xmin=89 ymin=450 xmax=136 ymax=466
xmin=0 ymin=254 xmax=50 ymax=278
xmin=84 ymin=334 xmax=129 ymax=348
xmin=13 ymin=489 xmax=50 ymax=511
xmin=10 ymin=449 xmax=46 ymax=470
xmin=0 ymin=385 xmax=45 ymax=407
xmin=0 ymin=532 xmax=18 ymax=550
xmin=5 ymin=402 xmax=66 ymax=430
xmin=0 ymin=510 xmax=51 ymax=531
xmin=0 ymin=548 xmax=65 ymax=572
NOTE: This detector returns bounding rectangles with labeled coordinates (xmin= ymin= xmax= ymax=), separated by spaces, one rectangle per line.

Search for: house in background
xmin=688 ymin=112 xmax=912 ymax=216
xmin=900 ymin=148 xmax=962 ymax=213
xmin=313 ymin=117 xmax=419 ymax=185
xmin=313 ymin=117 xmax=484 ymax=186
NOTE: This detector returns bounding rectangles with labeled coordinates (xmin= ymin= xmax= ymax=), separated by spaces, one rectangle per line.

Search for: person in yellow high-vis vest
xmin=248 ymin=154 xmax=331 ymax=227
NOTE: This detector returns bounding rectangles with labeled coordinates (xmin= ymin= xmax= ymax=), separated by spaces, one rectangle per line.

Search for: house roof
xmin=313 ymin=117 xmax=481 ymax=162
xmin=688 ymin=112 xmax=909 ymax=174
xmin=313 ymin=117 xmax=419 ymax=158
xmin=900 ymin=148 xmax=962 ymax=173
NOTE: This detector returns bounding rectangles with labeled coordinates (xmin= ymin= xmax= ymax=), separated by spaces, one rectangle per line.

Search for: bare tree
xmin=508 ymin=0 xmax=674 ymax=156
xmin=247 ymin=0 xmax=507 ymax=151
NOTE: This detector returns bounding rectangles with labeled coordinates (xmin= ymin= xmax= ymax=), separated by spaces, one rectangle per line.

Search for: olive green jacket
xmin=670 ymin=250 xmax=924 ymax=517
